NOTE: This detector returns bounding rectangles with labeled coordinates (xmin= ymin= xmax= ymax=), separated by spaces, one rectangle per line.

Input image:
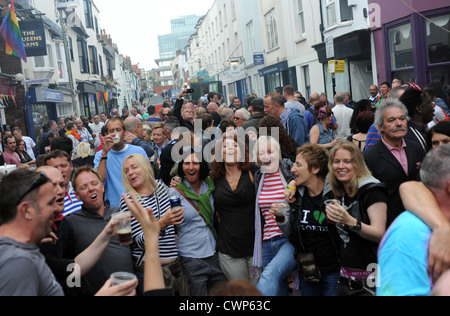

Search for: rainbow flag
xmin=0 ymin=0 xmax=27 ymax=62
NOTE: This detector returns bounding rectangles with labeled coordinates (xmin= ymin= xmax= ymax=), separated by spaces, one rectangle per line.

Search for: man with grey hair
xmin=130 ymin=107 xmax=143 ymax=122
xmin=364 ymin=98 xmax=425 ymax=227
xmin=378 ymin=145 xmax=450 ymax=296
xmin=364 ymin=86 xmax=408 ymax=150
xmin=332 ymin=92 xmax=354 ymax=139
xmin=123 ymin=117 xmax=155 ymax=158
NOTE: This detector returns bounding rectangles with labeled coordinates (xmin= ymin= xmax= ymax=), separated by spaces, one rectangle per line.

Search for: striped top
xmin=119 ymin=181 xmax=178 ymax=261
xmin=63 ymin=182 xmax=83 ymax=217
xmin=257 ymin=172 xmax=285 ymax=241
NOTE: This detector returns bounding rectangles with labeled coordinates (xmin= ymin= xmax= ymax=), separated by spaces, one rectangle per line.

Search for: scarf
xmin=177 ymin=176 xmax=216 ymax=238
xmin=66 ymin=130 xmax=81 ymax=141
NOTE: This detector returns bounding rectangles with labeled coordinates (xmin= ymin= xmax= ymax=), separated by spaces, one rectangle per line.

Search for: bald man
xmin=207 ymin=102 xmax=219 ymax=113
xmin=369 ymin=85 xmax=380 ymax=106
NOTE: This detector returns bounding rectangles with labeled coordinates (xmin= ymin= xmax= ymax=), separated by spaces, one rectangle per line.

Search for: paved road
xmin=149 ymin=96 xmax=164 ymax=107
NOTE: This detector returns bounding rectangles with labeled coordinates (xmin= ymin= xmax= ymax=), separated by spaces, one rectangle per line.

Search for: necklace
xmin=226 ymin=171 xmax=241 ymax=184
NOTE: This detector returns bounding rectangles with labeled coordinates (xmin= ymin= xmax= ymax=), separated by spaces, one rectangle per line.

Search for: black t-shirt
xmin=297 ymin=191 xmax=340 ymax=274
xmin=338 ymin=186 xmax=388 ymax=270
xmin=213 ymin=171 xmax=256 ymax=258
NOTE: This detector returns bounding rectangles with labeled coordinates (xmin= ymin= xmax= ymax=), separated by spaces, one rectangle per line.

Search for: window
xmin=427 ymin=14 xmax=450 ymax=92
xmin=389 ymin=23 xmax=413 ymax=69
xmin=89 ymin=46 xmax=99 ymax=74
xmin=231 ymin=1 xmax=236 ymax=20
xmin=246 ymin=21 xmax=255 ymax=53
xmin=325 ymin=0 xmax=337 ymax=26
xmin=77 ymin=39 xmax=89 ymax=73
xmin=55 ymin=43 xmax=64 ymax=79
xmin=297 ymin=0 xmax=306 ymax=37
xmin=265 ymin=9 xmax=279 ymax=51
xmin=34 ymin=55 xmax=45 ymax=68
xmin=427 ymin=14 xmax=450 ymax=65
xmin=99 ymin=54 xmax=104 ymax=77
xmin=94 ymin=17 xmax=99 ymax=35
xmin=68 ymin=37 xmax=74 ymax=61
xmin=340 ymin=0 xmax=353 ymax=22
xmin=47 ymin=44 xmax=54 ymax=68
xmin=386 ymin=10 xmax=450 ymax=88
xmin=323 ymin=0 xmax=353 ymax=27
xmin=84 ymin=0 xmax=94 ymax=29
xmin=303 ymin=65 xmax=311 ymax=98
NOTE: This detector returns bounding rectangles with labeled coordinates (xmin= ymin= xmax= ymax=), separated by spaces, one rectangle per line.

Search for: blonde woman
xmin=119 ymin=154 xmax=187 ymax=296
xmin=325 ymin=141 xmax=388 ymax=296
xmin=252 ymin=136 xmax=297 ymax=296
xmin=72 ymin=142 xmax=95 ymax=168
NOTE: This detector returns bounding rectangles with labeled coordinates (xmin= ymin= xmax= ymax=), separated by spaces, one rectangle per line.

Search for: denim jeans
xmin=257 ymin=235 xmax=298 ymax=296
xmin=298 ymin=272 xmax=339 ymax=296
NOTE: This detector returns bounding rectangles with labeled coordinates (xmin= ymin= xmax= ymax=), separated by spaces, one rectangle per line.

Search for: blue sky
xmin=94 ymin=0 xmax=214 ymax=70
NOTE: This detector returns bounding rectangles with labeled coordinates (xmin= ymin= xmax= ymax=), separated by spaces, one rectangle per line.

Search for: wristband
xmin=286 ymin=186 xmax=297 ymax=191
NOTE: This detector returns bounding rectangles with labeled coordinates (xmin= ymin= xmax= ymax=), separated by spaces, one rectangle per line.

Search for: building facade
xmin=369 ymin=0 xmax=449 ymax=96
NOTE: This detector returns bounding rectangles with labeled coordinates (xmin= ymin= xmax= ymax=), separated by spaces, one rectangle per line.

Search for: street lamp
xmin=56 ymin=1 xmax=78 ymax=117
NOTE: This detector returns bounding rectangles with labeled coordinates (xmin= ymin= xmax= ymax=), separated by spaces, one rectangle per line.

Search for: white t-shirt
xmin=332 ymin=104 xmax=354 ymax=140
xmin=22 ymin=136 xmax=36 ymax=160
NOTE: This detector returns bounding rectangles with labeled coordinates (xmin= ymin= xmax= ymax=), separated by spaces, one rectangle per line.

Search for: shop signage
xmin=328 ymin=60 xmax=346 ymax=74
xmin=253 ymin=54 xmax=265 ymax=66
xmin=33 ymin=88 xmax=64 ymax=103
xmin=19 ymin=20 xmax=47 ymax=57
xmin=326 ymin=37 xmax=335 ymax=59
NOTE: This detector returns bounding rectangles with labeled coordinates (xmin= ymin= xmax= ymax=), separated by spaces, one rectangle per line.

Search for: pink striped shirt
xmin=258 ymin=171 xmax=285 ymax=240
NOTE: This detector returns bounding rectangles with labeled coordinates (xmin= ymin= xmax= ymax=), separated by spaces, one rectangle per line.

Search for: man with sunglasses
xmin=0 ymin=170 xmax=64 ymax=296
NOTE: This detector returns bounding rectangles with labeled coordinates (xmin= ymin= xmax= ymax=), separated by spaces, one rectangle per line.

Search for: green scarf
xmin=177 ymin=176 xmax=216 ymax=238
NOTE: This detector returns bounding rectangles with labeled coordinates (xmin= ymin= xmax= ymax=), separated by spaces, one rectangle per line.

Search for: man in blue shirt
xmin=377 ymin=145 xmax=450 ymax=296
xmin=264 ymin=92 xmax=309 ymax=147
xmin=95 ymin=118 xmax=148 ymax=207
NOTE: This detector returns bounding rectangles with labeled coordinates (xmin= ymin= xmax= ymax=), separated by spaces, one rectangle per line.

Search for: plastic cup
xmin=273 ymin=203 xmax=289 ymax=223
xmin=324 ymin=200 xmax=341 ymax=225
xmin=324 ymin=199 xmax=341 ymax=207
xmin=112 ymin=212 xmax=132 ymax=245
xmin=110 ymin=272 xmax=137 ymax=286
xmin=113 ymin=133 xmax=121 ymax=144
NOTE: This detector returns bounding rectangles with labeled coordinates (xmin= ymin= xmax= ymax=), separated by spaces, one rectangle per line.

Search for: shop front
xmin=258 ymin=61 xmax=298 ymax=95
xmin=27 ymin=87 xmax=64 ymax=145
xmin=313 ymin=29 xmax=373 ymax=102
xmin=77 ymin=81 xmax=115 ymax=118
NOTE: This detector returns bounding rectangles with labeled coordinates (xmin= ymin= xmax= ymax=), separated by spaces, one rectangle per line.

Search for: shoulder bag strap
xmin=173 ymin=187 xmax=208 ymax=226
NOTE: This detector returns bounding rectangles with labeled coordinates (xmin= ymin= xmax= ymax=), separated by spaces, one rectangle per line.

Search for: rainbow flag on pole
xmin=0 ymin=0 xmax=27 ymax=62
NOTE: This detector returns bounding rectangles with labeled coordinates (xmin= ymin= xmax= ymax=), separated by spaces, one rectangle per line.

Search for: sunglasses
xmin=16 ymin=172 xmax=50 ymax=205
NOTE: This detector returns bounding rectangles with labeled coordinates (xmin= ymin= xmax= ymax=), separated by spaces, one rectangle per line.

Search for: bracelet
xmin=286 ymin=186 xmax=297 ymax=191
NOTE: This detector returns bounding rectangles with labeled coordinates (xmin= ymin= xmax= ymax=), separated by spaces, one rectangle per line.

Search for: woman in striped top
xmin=253 ymin=136 xmax=298 ymax=296
xmin=120 ymin=154 xmax=187 ymax=296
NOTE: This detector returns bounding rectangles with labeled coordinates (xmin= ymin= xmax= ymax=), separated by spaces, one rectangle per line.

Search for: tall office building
xmin=155 ymin=15 xmax=200 ymax=88
xmin=158 ymin=15 xmax=200 ymax=59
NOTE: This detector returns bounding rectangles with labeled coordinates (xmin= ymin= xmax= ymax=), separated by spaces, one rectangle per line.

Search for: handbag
xmin=297 ymin=252 xmax=322 ymax=283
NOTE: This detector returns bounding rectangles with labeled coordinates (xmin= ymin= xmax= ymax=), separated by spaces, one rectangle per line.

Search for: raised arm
xmin=400 ymin=181 xmax=450 ymax=282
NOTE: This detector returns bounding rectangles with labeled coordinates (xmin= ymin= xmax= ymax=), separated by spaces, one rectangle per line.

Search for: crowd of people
xmin=1 ymin=78 xmax=450 ymax=297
